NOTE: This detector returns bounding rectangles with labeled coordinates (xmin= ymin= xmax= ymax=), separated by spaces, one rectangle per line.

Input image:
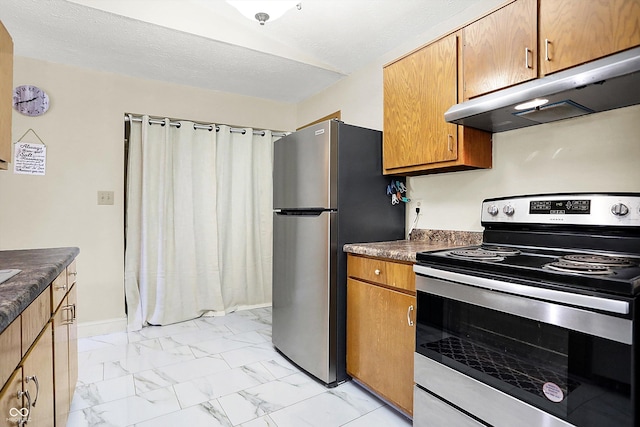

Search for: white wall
xmin=0 ymin=57 xmax=296 ymax=334
xmin=297 ymin=0 xmax=640 ymax=232
xmin=408 ymin=105 xmax=640 ymax=231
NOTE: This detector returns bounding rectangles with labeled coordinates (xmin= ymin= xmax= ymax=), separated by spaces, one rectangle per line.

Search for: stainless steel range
xmin=413 ymin=193 xmax=640 ymax=427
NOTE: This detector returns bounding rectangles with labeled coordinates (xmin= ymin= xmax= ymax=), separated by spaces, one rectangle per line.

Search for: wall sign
xmin=14 ymin=142 xmax=47 ymax=175
xmin=13 ymin=129 xmax=48 ymax=175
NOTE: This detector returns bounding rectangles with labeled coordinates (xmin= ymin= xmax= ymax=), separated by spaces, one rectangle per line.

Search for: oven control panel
xmin=529 ymin=199 xmax=591 ymax=215
xmin=481 ymin=193 xmax=640 ymax=226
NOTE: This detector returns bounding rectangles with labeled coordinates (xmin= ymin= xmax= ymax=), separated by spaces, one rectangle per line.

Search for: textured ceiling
xmin=1 ymin=0 xmax=493 ymax=103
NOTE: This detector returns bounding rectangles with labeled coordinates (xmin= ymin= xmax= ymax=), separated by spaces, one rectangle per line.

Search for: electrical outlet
xmin=97 ymin=191 xmax=114 ymax=205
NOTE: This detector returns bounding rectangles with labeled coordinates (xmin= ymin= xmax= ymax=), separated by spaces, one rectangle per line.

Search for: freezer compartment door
xmin=273 ymin=121 xmax=336 ymax=210
xmin=272 ymin=210 xmax=336 ymax=384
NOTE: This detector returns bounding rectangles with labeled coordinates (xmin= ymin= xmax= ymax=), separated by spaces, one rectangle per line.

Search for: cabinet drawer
xmin=347 ymin=255 xmax=415 ymax=292
xmin=67 ymin=259 xmax=77 ymax=287
xmin=51 ymin=271 xmax=68 ymax=312
xmin=21 ymin=288 xmax=51 ymax=357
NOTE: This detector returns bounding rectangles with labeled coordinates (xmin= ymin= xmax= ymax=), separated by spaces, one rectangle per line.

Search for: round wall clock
xmin=12 ymin=85 xmax=50 ymax=116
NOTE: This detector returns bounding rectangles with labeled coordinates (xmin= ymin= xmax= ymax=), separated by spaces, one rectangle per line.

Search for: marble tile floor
xmin=68 ymin=307 xmax=412 ymax=427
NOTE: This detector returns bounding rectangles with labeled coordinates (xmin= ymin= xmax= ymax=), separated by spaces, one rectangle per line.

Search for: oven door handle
xmin=413 ymin=265 xmax=629 ymax=315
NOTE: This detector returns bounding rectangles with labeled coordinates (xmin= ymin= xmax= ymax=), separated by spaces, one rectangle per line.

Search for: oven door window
xmin=416 ymin=292 xmax=633 ymax=426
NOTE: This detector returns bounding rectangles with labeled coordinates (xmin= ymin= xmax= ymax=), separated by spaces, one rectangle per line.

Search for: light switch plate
xmin=97 ymin=191 xmax=114 ymax=205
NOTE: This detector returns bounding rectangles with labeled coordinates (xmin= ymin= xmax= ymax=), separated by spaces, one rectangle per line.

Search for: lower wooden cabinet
xmin=0 ymin=367 xmax=23 ymax=426
xmin=0 ymin=323 xmax=54 ymax=426
xmin=0 ymin=257 xmax=78 ymax=426
xmin=0 ymin=318 xmax=20 ymax=390
xmin=23 ymin=322 xmax=55 ymax=426
xmin=53 ymin=284 xmax=77 ymax=427
xmin=346 ymin=254 xmax=415 ymax=416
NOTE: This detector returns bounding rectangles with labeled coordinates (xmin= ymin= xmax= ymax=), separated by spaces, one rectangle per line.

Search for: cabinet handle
xmin=525 ymin=47 xmax=533 ymax=69
xmin=17 ymin=389 xmax=31 ymax=426
xmin=69 ymin=271 xmax=78 ymax=276
xmin=544 ymin=39 xmax=551 ymax=61
xmin=447 ymin=134 xmax=454 ymax=151
xmin=55 ymin=283 xmax=68 ymax=291
xmin=72 ymin=303 xmax=77 ymax=321
xmin=62 ymin=305 xmax=74 ymax=324
xmin=407 ymin=305 xmax=414 ymax=326
xmin=374 ymin=269 xmax=381 ymax=276
xmin=25 ymin=375 xmax=39 ymax=407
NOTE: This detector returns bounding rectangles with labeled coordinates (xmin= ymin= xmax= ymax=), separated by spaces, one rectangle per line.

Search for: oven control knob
xmin=487 ymin=205 xmax=499 ymax=216
xmin=611 ymin=203 xmax=629 ymax=217
xmin=503 ymin=205 xmax=515 ymax=216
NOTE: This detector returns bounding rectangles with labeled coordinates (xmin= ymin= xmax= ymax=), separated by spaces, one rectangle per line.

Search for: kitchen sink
xmin=0 ymin=269 xmax=21 ymax=285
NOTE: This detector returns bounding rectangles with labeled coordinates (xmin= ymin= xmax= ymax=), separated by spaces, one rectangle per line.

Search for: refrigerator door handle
xmin=274 ymin=209 xmax=335 ymax=216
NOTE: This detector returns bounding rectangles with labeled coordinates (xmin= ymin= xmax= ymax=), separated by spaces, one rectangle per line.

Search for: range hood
xmin=445 ymin=46 xmax=640 ymax=133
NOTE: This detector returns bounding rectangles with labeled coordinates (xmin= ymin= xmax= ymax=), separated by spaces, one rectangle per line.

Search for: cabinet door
xmin=53 ymin=296 xmax=70 ymax=427
xmin=383 ymin=33 xmax=458 ymax=171
xmin=346 ymin=278 xmax=415 ymax=415
xmin=67 ymin=284 xmax=78 ymax=403
xmin=0 ymin=21 xmax=12 ymax=170
xmin=0 ymin=319 xmax=21 ymax=388
xmin=21 ymin=288 xmax=51 ymax=357
xmin=540 ymin=0 xmax=640 ymax=75
xmin=463 ymin=0 xmax=537 ymax=99
xmin=0 ymin=367 xmax=23 ymax=426
xmin=22 ymin=322 xmax=54 ymax=427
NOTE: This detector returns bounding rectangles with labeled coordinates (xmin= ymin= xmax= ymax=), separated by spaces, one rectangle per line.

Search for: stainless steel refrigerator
xmin=272 ymin=120 xmax=405 ymax=387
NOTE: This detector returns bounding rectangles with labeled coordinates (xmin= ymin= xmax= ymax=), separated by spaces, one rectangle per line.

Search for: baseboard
xmin=201 ymin=302 xmax=272 ymax=317
xmin=77 ymin=317 xmax=128 ymax=338
xmin=77 ymin=304 xmax=272 ymax=337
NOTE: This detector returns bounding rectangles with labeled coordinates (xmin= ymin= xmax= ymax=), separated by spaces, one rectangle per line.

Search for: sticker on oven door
xmin=542 ymin=382 xmax=564 ymax=402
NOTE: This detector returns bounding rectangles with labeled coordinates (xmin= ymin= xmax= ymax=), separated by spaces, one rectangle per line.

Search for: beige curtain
xmin=124 ymin=116 xmax=275 ymax=330
xmin=216 ymin=126 xmax=274 ymax=310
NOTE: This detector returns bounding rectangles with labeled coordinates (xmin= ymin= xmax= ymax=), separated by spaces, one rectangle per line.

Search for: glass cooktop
xmin=416 ymin=245 xmax=640 ymax=297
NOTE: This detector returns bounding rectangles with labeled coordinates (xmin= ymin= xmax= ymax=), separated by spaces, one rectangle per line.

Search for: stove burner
xmin=544 ymin=261 xmax=612 ymax=276
xmin=560 ymin=254 xmax=635 ymax=268
xmin=448 ymin=249 xmax=504 ymax=262
xmin=482 ymin=246 xmax=521 ymax=256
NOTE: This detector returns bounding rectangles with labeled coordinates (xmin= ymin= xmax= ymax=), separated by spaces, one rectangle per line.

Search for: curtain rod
xmin=125 ymin=115 xmax=288 ymax=137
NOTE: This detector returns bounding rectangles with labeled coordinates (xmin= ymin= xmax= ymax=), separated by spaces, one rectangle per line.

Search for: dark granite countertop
xmin=343 ymin=229 xmax=482 ymax=263
xmin=0 ymin=247 xmax=80 ymax=335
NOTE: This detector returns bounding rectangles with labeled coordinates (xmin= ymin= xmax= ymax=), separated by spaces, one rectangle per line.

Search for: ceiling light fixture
xmin=227 ymin=1 xmax=301 ymax=25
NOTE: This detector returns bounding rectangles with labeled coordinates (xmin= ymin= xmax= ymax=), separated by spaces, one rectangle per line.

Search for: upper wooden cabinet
xmin=462 ymin=0 xmax=537 ymax=100
xmin=0 ymin=21 xmax=13 ymax=170
xmin=383 ymin=32 xmax=492 ymax=175
xmin=539 ymin=0 xmax=640 ymax=76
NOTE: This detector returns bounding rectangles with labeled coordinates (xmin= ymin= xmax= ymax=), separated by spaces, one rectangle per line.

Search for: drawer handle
xmin=407 ymin=305 xmax=414 ymax=326
xmin=25 ymin=375 xmax=39 ymax=407
xmin=374 ymin=269 xmax=381 ymax=276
